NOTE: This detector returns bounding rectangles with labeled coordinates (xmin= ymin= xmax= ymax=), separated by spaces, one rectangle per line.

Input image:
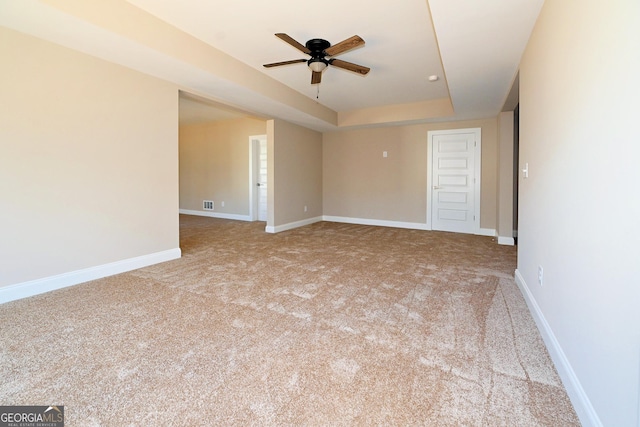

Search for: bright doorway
xmin=249 ymin=135 xmax=268 ymax=221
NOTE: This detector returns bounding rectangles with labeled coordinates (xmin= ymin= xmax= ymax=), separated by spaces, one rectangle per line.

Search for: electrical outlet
xmin=221 ymin=201 xmax=225 ymax=208
xmin=538 ymin=266 xmax=544 ymax=285
xmin=304 ymin=205 xmax=308 ymax=212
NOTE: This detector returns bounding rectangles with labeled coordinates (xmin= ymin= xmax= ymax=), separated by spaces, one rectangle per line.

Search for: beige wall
xmin=179 ymin=118 xmax=267 ymax=215
xmin=323 ymin=119 xmax=498 ymax=230
xmin=268 ymin=120 xmax=323 ymax=228
xmin=0 ymin=27 xmax=180 ymax=287
xmin=518 ymin=0 xmax=639 ymax=425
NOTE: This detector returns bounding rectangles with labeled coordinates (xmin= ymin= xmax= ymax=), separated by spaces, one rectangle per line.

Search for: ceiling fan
xmin=263 ymin=33 xmax=370 ymax=84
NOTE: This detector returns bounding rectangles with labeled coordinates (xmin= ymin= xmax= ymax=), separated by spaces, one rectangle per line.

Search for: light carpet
xmin=0 ymin=215 xmax=579 ymax=426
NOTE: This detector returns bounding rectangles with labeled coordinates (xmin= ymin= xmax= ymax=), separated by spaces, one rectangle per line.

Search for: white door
xmin=250 ymin=135 xmax=268 ymax=221
xmin=427 ymin=129 xmax=480 ymax=234
xmin=257 ymin=138 xmax=267 ymax=221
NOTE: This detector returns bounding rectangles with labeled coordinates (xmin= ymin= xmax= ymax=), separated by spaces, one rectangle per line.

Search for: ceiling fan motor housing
xmin=306 ymin=39 xmax=331 ymax=58
xmin=306 ymin=39 xmax=330 ymax=71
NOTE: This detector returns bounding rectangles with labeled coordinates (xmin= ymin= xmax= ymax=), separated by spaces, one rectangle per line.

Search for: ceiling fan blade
xmin=263 ymin=59 xmax=307 ymax=68
xmin=329 ymin=59 xmax=370 ymax=75
xmin=324 ymin=35 xmax=365 ymax=57
xmin=275 ymin=33 xmax=311 ymax=54
xmin=311 ymin=71 xmax=322 ymax=84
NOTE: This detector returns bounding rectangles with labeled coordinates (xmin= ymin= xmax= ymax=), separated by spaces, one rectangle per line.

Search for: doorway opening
xmin=513 ymin=104 xmax=519 ymax=244
xmin=250 ymin=135 xmax=268 ymax=222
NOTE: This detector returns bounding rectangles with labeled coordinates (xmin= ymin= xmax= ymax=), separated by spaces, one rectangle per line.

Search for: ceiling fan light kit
xmin=308 ymin=58 xmax=328 ymax=72
xmin=264 ymin=33 xmax=370 ymax=85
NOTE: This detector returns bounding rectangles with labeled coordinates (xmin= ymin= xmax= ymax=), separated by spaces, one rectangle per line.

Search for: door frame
xmin=249 ymin=134 xmax=267 ymax=221
xmin=426 ymin=128 xmax=481 ymax=233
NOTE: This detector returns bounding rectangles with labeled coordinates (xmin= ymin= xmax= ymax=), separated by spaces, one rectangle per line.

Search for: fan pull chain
xmin=316 ymin=84 xmax=320 ymax=99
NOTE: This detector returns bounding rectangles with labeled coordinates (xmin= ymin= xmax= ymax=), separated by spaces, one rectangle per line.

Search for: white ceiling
xmin=0 ymin=0 xmax=543 ymax=130
xmin=129 ymin=0 xmax=448 ymax=113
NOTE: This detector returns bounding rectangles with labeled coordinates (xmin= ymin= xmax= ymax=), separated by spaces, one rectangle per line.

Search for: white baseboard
xmin=266 ymin=216 xmax=323 ymax=233
xmin=478 ymin=228 xmax=497 ymax=237
xmin=322 ymin=216 xmax=429 ymax=230
xmin=0 ymin=248 xmax=182 ymax=305
xmin=179 ymin=209 xmax=251 ymax=222
xmin=498 ymin=236 xmax=515 ymax=246
xmin=273 ymin=216 xmax=499 ymax=240
xmin=514 ymin=269 xmax=602 ymax=427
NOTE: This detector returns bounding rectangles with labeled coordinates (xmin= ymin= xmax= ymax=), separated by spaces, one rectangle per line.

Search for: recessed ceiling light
xmin=428 ymin=75 xmax=439 ymax=82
